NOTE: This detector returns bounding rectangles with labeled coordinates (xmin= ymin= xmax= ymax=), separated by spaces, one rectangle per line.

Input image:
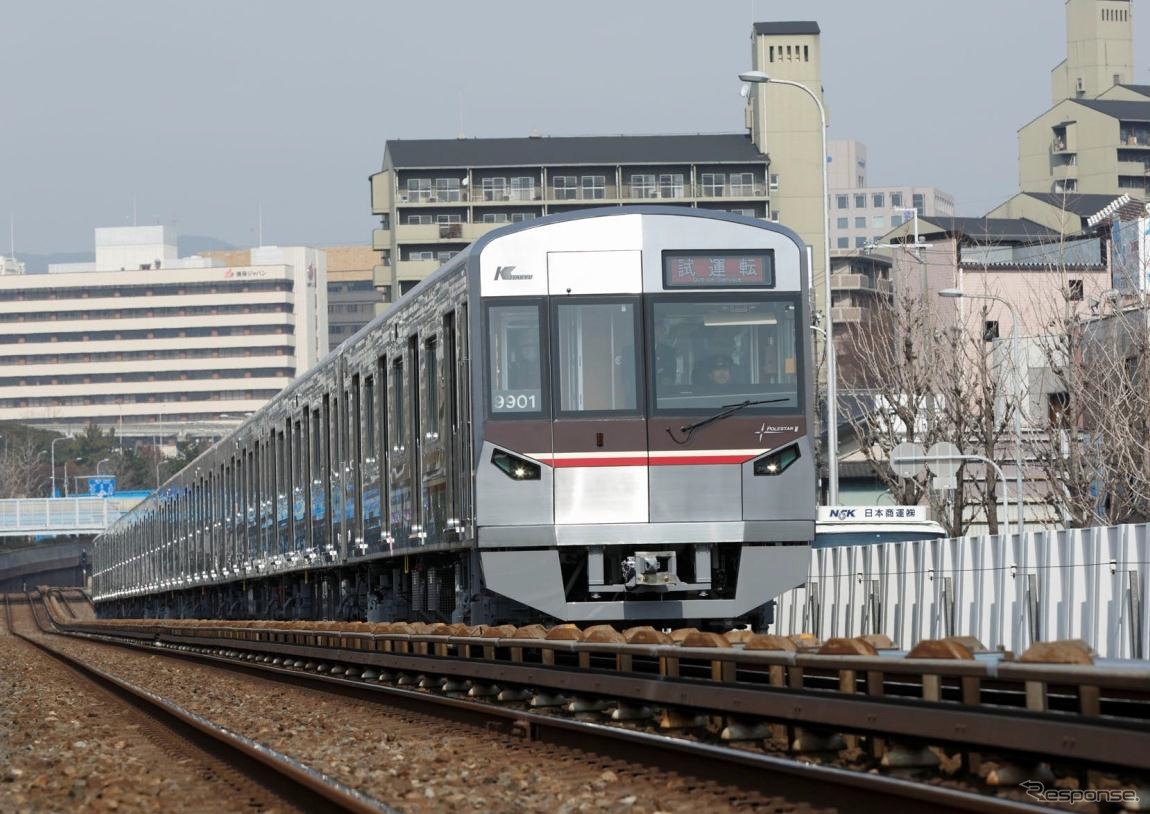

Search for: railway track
xmin=5 ymin=593 xmax=397 ymax=814
xmin=38 ymin=591 xmax=1141 ymax=812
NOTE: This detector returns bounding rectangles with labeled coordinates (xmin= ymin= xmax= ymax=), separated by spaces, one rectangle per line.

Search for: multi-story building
xmin=370 ymin=135 xmax=770 ymax=299
xmin=1 ymin=226 xmax=327 ymax=438
xmin=827 ymin=140 xmax=955 ymax=250
xmin=1018 ymin=0 xmax=1148 ymax=197
xmin=370 ymin=21 xmax=832 ymax=306
xmin=324 ymin=246 xmax=384 ymax=352
xmin=208 ymin=244 xmax=383 ymax=352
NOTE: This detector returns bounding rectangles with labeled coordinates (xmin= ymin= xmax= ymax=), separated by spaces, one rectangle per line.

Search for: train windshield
xmin=650 ymin=297 xmax=800 ymax=411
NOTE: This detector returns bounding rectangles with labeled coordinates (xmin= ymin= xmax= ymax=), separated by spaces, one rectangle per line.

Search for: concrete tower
xmin=746 ymin=21 xmax=828 ymax=307
xmin=1051 ymin=0 xmax=1134 ymax=103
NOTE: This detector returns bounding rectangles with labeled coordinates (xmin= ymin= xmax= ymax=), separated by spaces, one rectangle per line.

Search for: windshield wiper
xmin=666 ymin=398 xmax=789 ymax=446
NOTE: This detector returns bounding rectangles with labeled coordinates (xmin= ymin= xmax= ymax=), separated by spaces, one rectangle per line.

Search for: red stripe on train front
xmin=535 ymin=454 xmax=757 ymax=467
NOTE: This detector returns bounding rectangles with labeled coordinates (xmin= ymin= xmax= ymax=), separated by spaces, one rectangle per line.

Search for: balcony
xmin=394 ymin=222 xmax=495 ymax=242
xmin=371 ymin=228 xmax=390 ymax=250
xmin=831 ymin=306 xmax=865 ymax=323
xmin=831 ymin=274 xmax=893 ymax=295
xmin=1051 ymin=163 xmax=1078 ymax=182
xmin=391 ymin=183 xmax=769 ymax=206
xmin=395 ymin=259 xmax=445 ymax=279
xmin=1119 ymin=129 xmax=1150 ymax=148
xmin=1050 ymin=138 xmax=1074 ymax=155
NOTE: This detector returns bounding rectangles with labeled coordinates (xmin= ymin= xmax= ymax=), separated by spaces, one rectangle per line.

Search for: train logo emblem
xmin=494 ymin=265 xmax=532 ymax=281
xmin=755 ymin=423 xmax=798 ymax=443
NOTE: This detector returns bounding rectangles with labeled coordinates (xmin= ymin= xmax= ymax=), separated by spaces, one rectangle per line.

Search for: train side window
xmin=363 ymin=374 xmax=375 ymax=457
xmin=425 ymin=336 xmax=438 ymax=429
xmin=487 ymin=302 xmax=544 ymax=415
xmin=554 ymin=299 xmax=639 ymax=413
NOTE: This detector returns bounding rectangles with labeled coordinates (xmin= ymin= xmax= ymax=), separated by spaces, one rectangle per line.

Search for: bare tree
xmin=1029 ymin=290 xmax=1150 ymax=526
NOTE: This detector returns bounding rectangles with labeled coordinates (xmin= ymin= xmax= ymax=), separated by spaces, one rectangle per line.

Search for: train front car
xmin=472 ymin=208 xmax=815 ymax=626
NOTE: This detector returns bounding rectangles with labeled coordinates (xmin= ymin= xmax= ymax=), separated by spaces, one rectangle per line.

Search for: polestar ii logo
xmin=755 ymin=423 xmax=799 ymax=443
xmin=494 ymin=265 xmax=532 ymax=281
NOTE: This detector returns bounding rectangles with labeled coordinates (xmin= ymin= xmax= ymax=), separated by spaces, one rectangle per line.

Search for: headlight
xmin=491 ymin=448 xmax=541 ymax=481
xmin=752 ymin=443 xmax=801 ymax=476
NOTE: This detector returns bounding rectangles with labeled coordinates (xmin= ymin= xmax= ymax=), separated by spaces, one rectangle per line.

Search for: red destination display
xmin=663 ymin=251 xmax=774 ymax=288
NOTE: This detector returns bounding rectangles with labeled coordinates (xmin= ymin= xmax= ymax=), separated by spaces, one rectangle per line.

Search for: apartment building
xmin=370 ymin=135 xmax=770 ymax=299
xmin=370 ymin=21 xmax=835 ymax=304
xmin=1 ymin=226 xmax=327 ymax=437
xmin=1018 ymin=0 xmax=1149 ymax=197
xmin=827 ymin=140 xmax=955 ymax=250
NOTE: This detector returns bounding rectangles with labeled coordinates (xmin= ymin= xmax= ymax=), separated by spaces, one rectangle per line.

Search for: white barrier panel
xmin=773 ymin=524 xmax=1150 ymax=659
xmin=0 ymin=497 xmax=144 ymax=536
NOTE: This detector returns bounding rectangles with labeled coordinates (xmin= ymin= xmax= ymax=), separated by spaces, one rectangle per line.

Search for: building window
xmin=629 ymin=173 xmax=656 ymax=198
xmin=837 ymin=237 xmax=849 ymax=249
xmin=509 ymin=176 xmax=535 ymax=201
xmin=658 ymin=173 xmax=685 ymax=198
xmin=855 ymin=237 xmax=867 ymax=248
xmin=510 ymin=212 xmax=536 ymax=223
xmin=435 ymin=213 xmax=462 ymax=224
xmin=836 ymin=194 xmax=849 ymax=209
xmin=854 ymin=217 xmax=866 ymax=228
xmin=891 ymin=214 xmax=903 ymax=227
xmin=1068 ymin=279 xmax=1084 ymax=301
xmin=983 ymin=320 xmax=999 ymax=342
xmin=872 ymin=215 xmax=885 ymax=229
xmin=482 ymin=177 xmax=508 ymax=201
xmin=765 ymin=173 xmax=778 ymax=192
xmin=405 ymin=214 xmax=433 ymax=225
xmin=837 ymin=217 xmax=849 ymax=229
xmin=581 ymin=175 xmax=607 ymax=199
xmin=912 ymin=193 xmax=925 ymax=215
xmin=854 ymin=194 xmax=866 ymax=208
xmin=700 ymin=173 xmax=726 ymax=196
xmin=552 ymin=175 xmax=578 ymax=200
xmin=481 ymin=213 xmax=511 ymax=224
xmin=891 ymin=192 xmax=903 ymax=208
xmin=872 ymin=193 xmax=885 ymax=208
xmin=433 ymin=177 xmax=461 ymax=201
xmin=769 ymin=210 xmax=780 ymax=222
xmin=728 ymin=207 xmax=755 ymax=217
xmin=406 ymin=178 xmax=431 ymax=202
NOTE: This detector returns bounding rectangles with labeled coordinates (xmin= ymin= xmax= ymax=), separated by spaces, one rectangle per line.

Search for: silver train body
xmin=92 ymin=208 xmax=816 ymax=625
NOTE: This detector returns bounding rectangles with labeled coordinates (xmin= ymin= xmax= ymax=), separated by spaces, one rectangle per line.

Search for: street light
xmin=891 ymin=450 xmax=1013 ymax=538
xmin=740 ymin=69 xmax=837 ymax=503
xmin=97 ymin=458 xmax=111 ymax=475
xmin=63 ymin=457 xmax=83 ymax=498
xmin=50 ymin=434 xmax=73 ymax=498
xmin=938 ymin=288 xmax=1026 ymax=537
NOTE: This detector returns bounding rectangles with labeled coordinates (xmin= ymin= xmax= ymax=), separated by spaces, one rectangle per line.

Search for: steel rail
xmin=7 ymin=595 xmax=398 ymax=814
xmin=103 ymin=627 xmax=1150 ymax=774
xmin=65 ymin=626 xmax=1052 ymax=814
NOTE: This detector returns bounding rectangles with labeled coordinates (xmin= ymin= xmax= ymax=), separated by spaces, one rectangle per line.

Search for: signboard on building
xmin=817 ymin=505 xmax=931 ymax=522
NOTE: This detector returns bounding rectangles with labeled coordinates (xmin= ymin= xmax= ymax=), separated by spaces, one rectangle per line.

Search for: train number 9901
xmin=494 ymin=391 xmax=539 ymax=411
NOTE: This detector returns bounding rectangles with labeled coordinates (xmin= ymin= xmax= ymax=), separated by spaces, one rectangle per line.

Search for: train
xmin=92 ymin=207 xmax=816 ymax=628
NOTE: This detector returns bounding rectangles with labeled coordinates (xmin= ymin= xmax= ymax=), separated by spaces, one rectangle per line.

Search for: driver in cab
xmin=702 ymin=355 xmax=733 ymax=391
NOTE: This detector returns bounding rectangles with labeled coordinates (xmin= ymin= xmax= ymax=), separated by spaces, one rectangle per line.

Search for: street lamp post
xmin=938 ymin=288 xmax=1026 ymax=538
xmin=740 ymin=70 xmax=837 ymax=503
xmin=63 ymin=457 xmax=83 ymax=498
xmin=891 ymin=451 xmax=1013 ymax=539
xmin=49 ymin=434 xmax=73 ymax=498
xmin=97 ymin=458 xmax=110 ymax=475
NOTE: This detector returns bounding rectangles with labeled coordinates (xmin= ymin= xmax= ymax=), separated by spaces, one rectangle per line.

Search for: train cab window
xmin=650 ymin=297 xmax=800 ymax=411
xmin=554 ymin=300 xmax=639 ymax=413
xmin=487 ymin=303 xmax=544 ymax=415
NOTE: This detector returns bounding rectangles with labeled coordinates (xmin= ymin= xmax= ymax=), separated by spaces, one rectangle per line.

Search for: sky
xmin=3 ymin=1 xmax=1150 ymax=256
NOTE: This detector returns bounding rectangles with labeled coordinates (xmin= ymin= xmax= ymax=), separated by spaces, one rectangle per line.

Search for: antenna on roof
xmin=457 ymin=88 xmax=465 ymax=139
xmin=258 ymin=203 xmax=264 ymax=247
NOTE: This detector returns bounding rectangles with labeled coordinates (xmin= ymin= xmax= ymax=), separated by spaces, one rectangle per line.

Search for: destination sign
xmin=663 ymin=251 xmax=774 ymax=288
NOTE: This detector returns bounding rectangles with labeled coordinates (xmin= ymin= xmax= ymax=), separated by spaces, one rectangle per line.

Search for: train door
xmin=421 ymin=332 xmax=446 ymax=545
xmin=407 ymin=333 xmax=420 ymax=542
xmin=388 ymin=354 xmax=413 ymax=546
xmin=309 ymin=404 xmax=328 ymax=554
xmin=547 ymin=251 xmax=647 ymax=525
xmin=454 ymin=305 xmax=474 ymax=531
